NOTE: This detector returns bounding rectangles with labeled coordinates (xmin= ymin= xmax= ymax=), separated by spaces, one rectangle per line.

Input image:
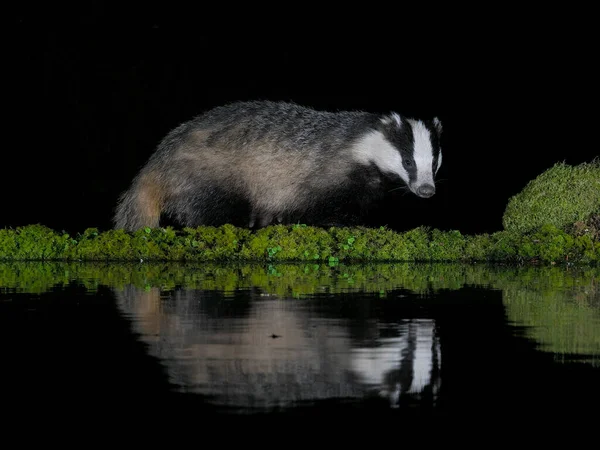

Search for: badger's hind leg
xmin=113 ymin=171 xmax=164 ymax=231
xmin=162 ymin=178 xmax=261 ymax=228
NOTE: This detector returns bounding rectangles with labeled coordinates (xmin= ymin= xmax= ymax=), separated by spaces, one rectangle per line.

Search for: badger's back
xmin=186 ymin=100 xmax=379 ymax=154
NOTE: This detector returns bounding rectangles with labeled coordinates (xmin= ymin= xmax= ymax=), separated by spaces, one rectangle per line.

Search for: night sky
xmin=5 ymin=5 xmax=598 ymax=236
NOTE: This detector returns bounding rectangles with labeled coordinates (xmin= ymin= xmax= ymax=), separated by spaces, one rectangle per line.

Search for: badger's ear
xmin=433 ymin=117 xmax=443 ymax=136
xmin=380 ymin=112 xmax=403 ymax=128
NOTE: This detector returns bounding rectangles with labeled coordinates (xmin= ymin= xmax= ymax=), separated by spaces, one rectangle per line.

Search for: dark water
xmin=1 ymin=261 xmax=599 ymax=426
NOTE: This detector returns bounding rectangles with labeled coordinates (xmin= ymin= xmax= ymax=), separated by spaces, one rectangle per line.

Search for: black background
xmin=5 ymin=4 xmax=598 ymax=236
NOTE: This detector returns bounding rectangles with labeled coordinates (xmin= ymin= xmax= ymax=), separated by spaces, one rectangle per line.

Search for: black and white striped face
xmin=404 ymin=117 xmax=442 ymax=197
xmin=351 ymin=112 xmax=443 ymax=198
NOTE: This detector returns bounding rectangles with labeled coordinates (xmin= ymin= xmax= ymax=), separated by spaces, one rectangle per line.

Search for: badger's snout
xmin=416 ymin=184 xmax=435 ymax=198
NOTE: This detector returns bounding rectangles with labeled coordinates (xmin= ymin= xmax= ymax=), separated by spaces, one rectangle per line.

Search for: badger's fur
xmin=113 ymin=100 xmax=443 ymax=231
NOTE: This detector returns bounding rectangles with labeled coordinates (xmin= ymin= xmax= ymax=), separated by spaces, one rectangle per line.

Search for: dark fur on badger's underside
xmin=113 ymin=100 xmax=443 ymax=231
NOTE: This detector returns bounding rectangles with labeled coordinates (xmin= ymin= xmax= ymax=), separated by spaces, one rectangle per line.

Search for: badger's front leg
xmin=248 ymin=210 xmax=278 ymax=228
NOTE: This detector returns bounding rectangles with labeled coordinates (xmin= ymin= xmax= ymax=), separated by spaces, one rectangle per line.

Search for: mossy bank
xmin=503 ymin=159 xmax=600 ymax=235
xmin=1 ymin=160 xmax=599 ymax=265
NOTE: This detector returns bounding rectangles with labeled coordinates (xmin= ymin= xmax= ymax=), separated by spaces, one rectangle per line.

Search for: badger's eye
xmin=404 ymin=159 xmax=412 ymax=167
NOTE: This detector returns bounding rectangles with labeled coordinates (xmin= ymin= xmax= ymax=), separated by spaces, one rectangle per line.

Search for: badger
xmin=113 ymin=100 xmax=443 ymax=231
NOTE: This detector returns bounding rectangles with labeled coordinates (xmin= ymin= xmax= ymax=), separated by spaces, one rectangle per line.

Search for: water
xmin=1 ymin=261 xmax=599 ymax=425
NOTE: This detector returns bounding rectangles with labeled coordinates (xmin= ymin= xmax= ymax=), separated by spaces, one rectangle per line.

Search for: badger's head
xmin=353 ymin=112 xmax=443 ymax=198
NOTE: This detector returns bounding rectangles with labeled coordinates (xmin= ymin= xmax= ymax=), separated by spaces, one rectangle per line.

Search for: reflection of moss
xmin=0 ymin=261 xmax=470 ymax=295
xmin=503 ymin=280 xmax=600 ymax=367
xmin=1 ymin=260 xmax=598 ymax=298
xmin=503 ymin=159 xmax=600 ymax=234
xmin=2 ymin=261 xmax=599 ymax=366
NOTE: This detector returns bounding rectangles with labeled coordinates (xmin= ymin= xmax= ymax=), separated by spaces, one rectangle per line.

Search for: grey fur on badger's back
xmin=113 ymin=100 xmax=443 ymax=231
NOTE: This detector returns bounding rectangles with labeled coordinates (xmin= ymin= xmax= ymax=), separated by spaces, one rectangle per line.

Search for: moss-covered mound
xmin=502 ymin=159 xmax=600 ymax=234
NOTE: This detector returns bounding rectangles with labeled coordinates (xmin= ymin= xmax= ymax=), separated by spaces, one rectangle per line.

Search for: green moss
xmin=0 ymin=222 xmax=597 ymax=264
xmin=238 ymin=224 xmax=335 ymax=261
xmin=0 ymin=224 xmax=72 ymax=260
xmin=428 ymin=229 xmax=466 ymax=261
xmin=502 ymin=159 xmax=600 ymax=234
xmin=463 ymin=233 xmax=494 ymax=261
xmin=178 ymin=224 xmax=251 ymax=261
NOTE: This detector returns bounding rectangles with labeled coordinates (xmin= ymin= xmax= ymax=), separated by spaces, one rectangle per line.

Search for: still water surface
xmin=1 ymin=261 xmax=598 ymax=422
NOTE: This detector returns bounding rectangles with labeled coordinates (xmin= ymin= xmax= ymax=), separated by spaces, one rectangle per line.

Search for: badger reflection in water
xmin=113 ymin=285 xmax=441 ymax=411
xmin=351 ymin=319 xmax=441 ymax=408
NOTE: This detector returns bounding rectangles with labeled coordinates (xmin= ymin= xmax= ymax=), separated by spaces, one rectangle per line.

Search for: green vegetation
xmin=503 ymin=158 xmax=600 ymax=234
xmin=1 ymin=160 xmax=598 ymax=265
xmin=0 ymin=221 xmax=597 ymax=264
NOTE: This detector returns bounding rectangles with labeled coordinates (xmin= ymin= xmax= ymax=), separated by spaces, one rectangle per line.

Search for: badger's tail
xmin=113 ymin=171 xmax=165 ymax=231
